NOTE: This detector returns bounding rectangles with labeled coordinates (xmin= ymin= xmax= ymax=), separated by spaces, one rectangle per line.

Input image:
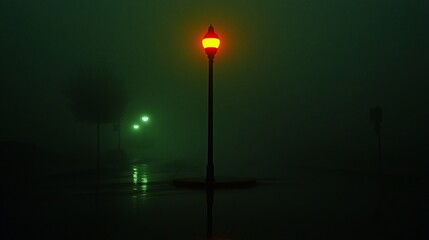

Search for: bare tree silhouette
xmin=63 ymin=67 xmax=127 ymax=202
xmin=65 ymin=68 xmax=127 ymax=126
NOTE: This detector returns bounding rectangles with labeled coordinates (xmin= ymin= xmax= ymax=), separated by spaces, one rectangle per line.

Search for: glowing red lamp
xmin=202 ymin=25 xmax=220 ymax=57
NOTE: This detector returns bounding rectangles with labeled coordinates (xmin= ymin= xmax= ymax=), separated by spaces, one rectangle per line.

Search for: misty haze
xmin=1 ymin=0 xmax=428 ymax=239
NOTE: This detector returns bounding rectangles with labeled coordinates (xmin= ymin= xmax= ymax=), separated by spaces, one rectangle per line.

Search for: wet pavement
xmin=2 ymin=163 xmax=428 ymax=239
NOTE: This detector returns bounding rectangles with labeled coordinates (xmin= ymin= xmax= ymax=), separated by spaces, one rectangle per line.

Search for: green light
xmin=141 ymin=115 xmax=149 ymax=122
xmin=133 ymin=124 xmax=140 ymax=130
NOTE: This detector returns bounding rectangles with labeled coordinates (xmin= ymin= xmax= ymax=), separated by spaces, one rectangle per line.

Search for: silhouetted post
xmin=113 ymin=121 xmax=121 ymax=150
xmin=118 ymin=121 xmax=121 ymax=150
xmin=202 ymin=25 xmax=220 ymax=183
xmin=207 ymin=56 xmax=214 ymax=183
xmin=370 ymin=106 xmax=382 ymax=175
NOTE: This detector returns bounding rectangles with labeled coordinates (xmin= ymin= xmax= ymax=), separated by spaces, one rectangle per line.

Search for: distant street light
xmin=141 ymin=115 xmax=150 ymax=123
xmin=202 ymin=25 xmax=220 ymax=183
xmin=132 ymin=114 xmax=150 ymax=131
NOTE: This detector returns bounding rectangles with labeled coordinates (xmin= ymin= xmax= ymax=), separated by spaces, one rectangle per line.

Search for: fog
xmin=1 ymin=0 xmax=428 ymax=177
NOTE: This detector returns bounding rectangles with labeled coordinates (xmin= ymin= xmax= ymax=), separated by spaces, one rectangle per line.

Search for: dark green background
xmin=1 ymin=0 xmax=428 ymax=175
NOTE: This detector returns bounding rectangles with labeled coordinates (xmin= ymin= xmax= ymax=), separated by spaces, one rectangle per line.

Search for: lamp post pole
xmin=207 ymin=54 xmax=215 ymax=183
xmin=202 ymin=25 xmax=220 ymax=183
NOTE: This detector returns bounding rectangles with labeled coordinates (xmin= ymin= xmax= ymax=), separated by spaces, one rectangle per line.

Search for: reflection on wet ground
xmin=2 ymin=163 xmax=429 ymax=239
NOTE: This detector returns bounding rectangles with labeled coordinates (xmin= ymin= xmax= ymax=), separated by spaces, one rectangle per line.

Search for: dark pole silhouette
xmin=114 ymin=121 xmax=121 ymax=150
xmin=370 ymin=106 xmax=382 ymax=175
xmin=118 ymin=121 xmax=121 ymax=150
xmin=203 ymin=25 xmax=220 ymax=183
xmin=207 ymin=55 xmax=214 ymax=183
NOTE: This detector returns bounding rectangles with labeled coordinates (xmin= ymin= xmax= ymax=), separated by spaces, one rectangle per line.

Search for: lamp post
xmin=202 ymin=25 xmax=220 ymax=183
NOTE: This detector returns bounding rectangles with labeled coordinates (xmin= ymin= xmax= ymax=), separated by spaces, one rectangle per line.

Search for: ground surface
xmin=2 ymin=163 xmax=428 ymax=239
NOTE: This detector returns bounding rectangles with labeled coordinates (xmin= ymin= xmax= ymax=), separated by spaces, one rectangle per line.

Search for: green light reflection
xmin=142 ymin=177 xmax=148 ymax=184
xmin=132 ymin=164 xmax=149 ymax=196
xmin=133 ymin=173 xmax=138 ymax=184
